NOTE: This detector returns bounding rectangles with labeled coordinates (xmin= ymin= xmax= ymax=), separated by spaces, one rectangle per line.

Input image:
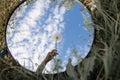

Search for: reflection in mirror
xmin=6 ymin=0 xmax=94 ymax=74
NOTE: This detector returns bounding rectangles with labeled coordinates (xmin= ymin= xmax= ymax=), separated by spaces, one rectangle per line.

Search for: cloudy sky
xmin=6 ymin=0 xmax=94 ymax=74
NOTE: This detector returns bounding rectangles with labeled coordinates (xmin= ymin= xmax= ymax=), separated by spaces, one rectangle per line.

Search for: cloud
xmin=7 ymin=0 xmax=94 ymax=74
xmin=7 ymin=0 xmax=66 ymax=73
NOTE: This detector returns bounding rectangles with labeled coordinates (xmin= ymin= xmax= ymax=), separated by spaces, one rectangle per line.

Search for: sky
xmin=6 ymin=0 xmax=94 ymax=74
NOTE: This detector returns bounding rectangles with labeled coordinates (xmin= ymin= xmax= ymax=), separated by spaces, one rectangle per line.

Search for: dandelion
xmin=53 ymin=33 xmax=62 ymax=42
xmin=53 ymin=33 xmax=62 ymax=49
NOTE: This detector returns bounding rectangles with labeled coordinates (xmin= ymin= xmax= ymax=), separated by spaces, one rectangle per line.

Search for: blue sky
xmin=6 ymin=0 xmax=94 ymax=74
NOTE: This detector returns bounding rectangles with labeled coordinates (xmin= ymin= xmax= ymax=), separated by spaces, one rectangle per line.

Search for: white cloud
xmin=7 ymin=0 xmax=93 ymax=74
xmin=44 ymin=25 xmax=54 ymax=33
xmin=7 ymin=0 xmax=66 ymax=73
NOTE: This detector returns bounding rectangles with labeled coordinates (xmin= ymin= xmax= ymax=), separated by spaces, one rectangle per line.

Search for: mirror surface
xmin=6 ymin=0 xmax=94 ymax=74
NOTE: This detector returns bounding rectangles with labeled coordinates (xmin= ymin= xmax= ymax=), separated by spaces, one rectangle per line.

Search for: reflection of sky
xmin=6 ymin=0 xmax=94 ymax=73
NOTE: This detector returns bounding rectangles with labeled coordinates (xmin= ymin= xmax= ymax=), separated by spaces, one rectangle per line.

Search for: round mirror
xmin=6 ymin=0 xmax=94 ymax=74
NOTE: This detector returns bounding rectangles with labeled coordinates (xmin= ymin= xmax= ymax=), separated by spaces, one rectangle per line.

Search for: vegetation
xmin=0 ymin=0 xmax=120 ymax=80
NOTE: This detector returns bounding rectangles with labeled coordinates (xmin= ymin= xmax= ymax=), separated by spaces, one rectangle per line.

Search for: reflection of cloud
xmin=7 ymin=0 xmax=66 ymax=73
xmin=66 ymin=48 xmax=72 ymax=58
xmin=7 ymin=0 xmax=94 ymax=74
xmin=65 ymin=44 xmax=91 ymax=66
